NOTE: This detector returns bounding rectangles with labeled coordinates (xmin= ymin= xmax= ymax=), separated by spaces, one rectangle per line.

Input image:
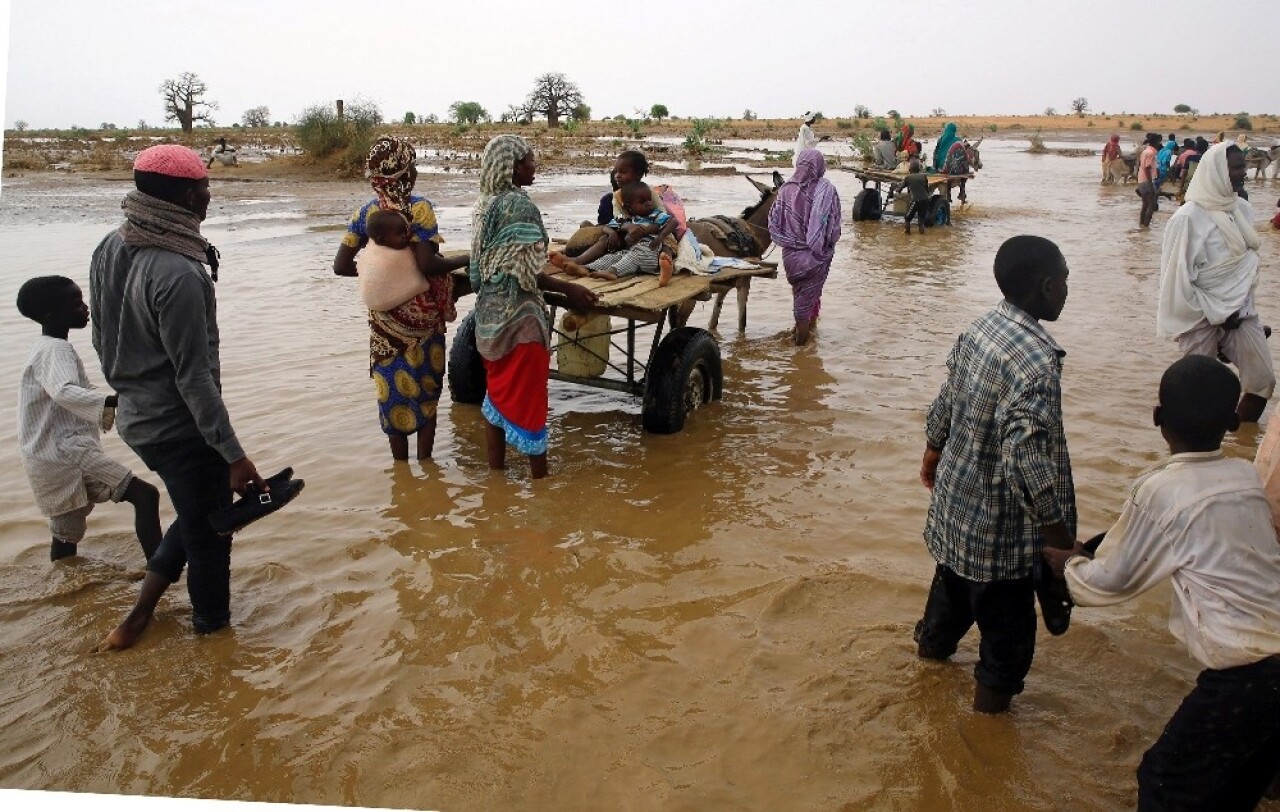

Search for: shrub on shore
xmin=3 ymin=150 xmax=50 ymax=171
xmin=73 ymin=143 xmax=131 ymax=171
xmin=296 ymin=99 xmax=381 ymax=175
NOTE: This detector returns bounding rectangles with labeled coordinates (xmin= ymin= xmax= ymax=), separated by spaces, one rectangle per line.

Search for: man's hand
xmin=920 ymin=445 xmax=942 ymax=490
xmin=1042 ymin=542 xmax=1085 ymax=577
xmin=1223 ymin=310 xmax=1244 ymax=331
xmin=229 ymin=457 xmax=267 ymax=496
xmin=1041 ymin=521 xmax=1075 ymax=550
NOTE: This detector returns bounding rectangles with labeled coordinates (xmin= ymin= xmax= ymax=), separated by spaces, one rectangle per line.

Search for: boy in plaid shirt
xmin=915 ymin=235 xmax=1077 ymax=713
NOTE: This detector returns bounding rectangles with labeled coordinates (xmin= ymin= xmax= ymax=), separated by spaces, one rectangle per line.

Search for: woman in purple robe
xmin=767 ymin=148 xmax=842 ymax=345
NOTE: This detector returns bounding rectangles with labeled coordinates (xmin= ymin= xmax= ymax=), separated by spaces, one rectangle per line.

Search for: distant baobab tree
xmin=160 ymin=72 xmax=218 ymax=132
xmin=1070 ymin=97 xmax=1089 ymax=116
xmin=521 ymin=72 xmax=584 ymax=128
xmin=242 ymin=106 xmax=271 ymax=128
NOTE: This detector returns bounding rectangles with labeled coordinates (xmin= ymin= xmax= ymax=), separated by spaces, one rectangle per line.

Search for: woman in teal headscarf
xmin=469 ymin=135 xmax=598 ymax=478
xmin=932 ymin=122 xmax=958 ymax=172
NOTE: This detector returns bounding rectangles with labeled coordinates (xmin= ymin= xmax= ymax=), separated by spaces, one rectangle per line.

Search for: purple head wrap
xmin=767 ymin=149 xmax=842 ymax=262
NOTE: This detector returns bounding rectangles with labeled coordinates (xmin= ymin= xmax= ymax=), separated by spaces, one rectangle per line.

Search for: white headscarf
xmin=1184 ymin=142 xmax=1261 ymax=256
xmin=1157 ymin=142 xmax=1261 ymax=337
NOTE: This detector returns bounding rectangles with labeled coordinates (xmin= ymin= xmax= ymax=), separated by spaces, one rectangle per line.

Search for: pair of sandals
xmin=1033 ymin=533 xmax=1106 ymax=636
xmin=209 ymin=467 xmax=305 ymax=536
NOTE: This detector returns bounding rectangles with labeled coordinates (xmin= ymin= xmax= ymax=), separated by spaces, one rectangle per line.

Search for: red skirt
xmin=482 ymin=342 xmax=550 ymax=434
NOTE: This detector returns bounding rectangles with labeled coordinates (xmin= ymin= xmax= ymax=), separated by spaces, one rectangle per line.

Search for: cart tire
xmin=930 ymin=196 xmax=951 ymax=226
xmin=851 ymin=188 xmax=882 ymax=221
xmin=642 ymin=327 xmax=722 ymax=434
xmin=447 ymin=312 xmax=487 ymax=404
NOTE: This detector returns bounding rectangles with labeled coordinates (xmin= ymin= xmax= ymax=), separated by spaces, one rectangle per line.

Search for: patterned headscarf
xmin=470 ymin=135 xmax=547 ymax=294
xmin=477 ymin=134 xmax=528 ymax=198
xmin=896 ymin=123 xmax=914 ymax=150
xmin=767 ymin=149 xmax=842 ymax=262
xmin=366 ymin=135 xmax=417 ymax=211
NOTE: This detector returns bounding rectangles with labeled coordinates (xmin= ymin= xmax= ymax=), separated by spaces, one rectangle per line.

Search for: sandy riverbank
xmin=4 ymin=113 xmax=1274 ymax=183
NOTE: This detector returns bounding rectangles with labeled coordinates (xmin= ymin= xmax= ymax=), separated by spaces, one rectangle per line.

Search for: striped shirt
xmin=924 ymin=300 xmax=1077 ymax=582
xmin=17 ymin=336 xmax=128 ymax=516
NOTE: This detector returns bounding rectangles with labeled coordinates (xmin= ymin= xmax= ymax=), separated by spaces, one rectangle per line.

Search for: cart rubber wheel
xmin=930 ymin=196 xmax=951 ymax=226
xmin=642 ymin=327 xmax=722 ymax=434
xmin=851 ymin=188 xmax=882 ymax=221
xmin=447 ymin=312 xmax=487 ymax=404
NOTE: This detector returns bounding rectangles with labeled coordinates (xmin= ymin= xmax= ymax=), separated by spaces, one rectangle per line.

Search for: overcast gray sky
xmin=3 ymin=0 xmax=1278 ymax=130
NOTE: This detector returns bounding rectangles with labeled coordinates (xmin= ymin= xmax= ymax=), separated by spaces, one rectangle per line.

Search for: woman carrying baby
xmin=333 ymin=135 xmax=469 ymax=461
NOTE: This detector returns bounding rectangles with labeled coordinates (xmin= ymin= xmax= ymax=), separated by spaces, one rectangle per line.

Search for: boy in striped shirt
xmin=16 ymin=275 xmax=161 ymax=562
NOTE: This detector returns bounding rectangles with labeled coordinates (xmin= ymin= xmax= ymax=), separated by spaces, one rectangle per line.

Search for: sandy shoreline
xmin=4 ymin=113 xmax=1273 ymax=183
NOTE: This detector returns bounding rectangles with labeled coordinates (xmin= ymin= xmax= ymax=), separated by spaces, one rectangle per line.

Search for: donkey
xmin=940 ymin=137 xmax=982 ymax=203
xmin=1104 ymin=152 xmax=1139 ymax=184
xmin=686 ymin=171 xmax=783 ymax=259
xmin=1244 ymin=145 xmax=1280 ymax=180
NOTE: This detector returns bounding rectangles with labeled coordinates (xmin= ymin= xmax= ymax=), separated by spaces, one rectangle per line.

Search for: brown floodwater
xmin=1 ymin=139 xmax=1278 ymax=811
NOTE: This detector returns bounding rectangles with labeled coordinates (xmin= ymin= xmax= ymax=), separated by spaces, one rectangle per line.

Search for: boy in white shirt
xmin=1045 ymin=355 xmax=1280 ymax=811
xmin=16 ymin=276 xmax=161 ymax=562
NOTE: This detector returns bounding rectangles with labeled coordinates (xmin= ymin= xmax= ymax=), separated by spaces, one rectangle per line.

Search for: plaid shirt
xmin=924 ymin=301 xmax=1076 ymax=582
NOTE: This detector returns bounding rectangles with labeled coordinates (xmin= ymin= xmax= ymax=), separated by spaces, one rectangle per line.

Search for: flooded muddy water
xmin=1 ymin=138 xmax=1278 ymax=810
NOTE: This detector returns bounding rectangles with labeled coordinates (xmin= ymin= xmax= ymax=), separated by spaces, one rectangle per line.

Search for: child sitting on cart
xmin=582 ymin=181 xmax=679 ymax=286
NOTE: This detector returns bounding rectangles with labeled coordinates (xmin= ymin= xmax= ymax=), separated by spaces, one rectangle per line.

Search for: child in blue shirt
xmin=584 ymin=181 xmax=679 ymax=285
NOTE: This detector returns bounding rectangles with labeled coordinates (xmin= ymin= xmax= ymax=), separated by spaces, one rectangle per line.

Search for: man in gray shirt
xmin=89 ymin=144 xmax=264 ymax=649
xmin=873 ymin=129 xmax=899 ymax=170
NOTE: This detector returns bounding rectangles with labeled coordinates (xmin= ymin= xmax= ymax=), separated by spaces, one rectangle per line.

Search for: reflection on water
xmin=1 ymin=141 xmax=1279 ymax=810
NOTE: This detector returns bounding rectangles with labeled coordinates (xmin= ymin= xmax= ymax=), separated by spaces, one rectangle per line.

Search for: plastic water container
xmin=556 ymin=313 xmax=611 ymax=377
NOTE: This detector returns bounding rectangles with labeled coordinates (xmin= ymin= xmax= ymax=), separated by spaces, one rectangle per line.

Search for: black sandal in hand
xmin=1033 ymin=555 xmax=1073 ymax=636
xmin=208 ymin=467 xmax=305 ymax=536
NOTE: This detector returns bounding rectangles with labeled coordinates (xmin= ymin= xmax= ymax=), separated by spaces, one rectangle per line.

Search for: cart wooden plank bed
xmin=447 ymin=251 xmax=778 ymax=433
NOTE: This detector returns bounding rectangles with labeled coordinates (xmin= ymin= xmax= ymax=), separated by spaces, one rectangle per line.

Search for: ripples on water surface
xmin=1 ymin=140 xmax=1278 ymax=810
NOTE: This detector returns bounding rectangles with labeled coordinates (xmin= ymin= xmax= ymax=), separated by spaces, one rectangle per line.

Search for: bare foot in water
xmin=98 ymin=612 xmax=153 ymax=651
xmin=96 ymin=571 xmax=169 ymax=651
